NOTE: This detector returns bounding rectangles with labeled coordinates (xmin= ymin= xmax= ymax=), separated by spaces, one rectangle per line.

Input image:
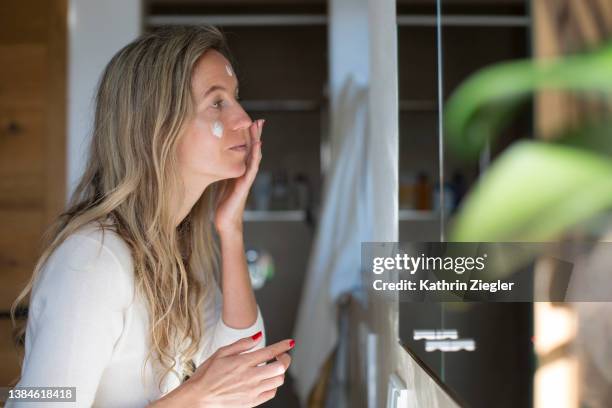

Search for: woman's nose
xmin=229 ymin=103 xmax=253 ymax=131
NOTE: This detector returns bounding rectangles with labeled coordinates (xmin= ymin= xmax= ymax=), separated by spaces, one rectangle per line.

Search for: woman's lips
xmin=229 ymin=144 xmax=247 ymax=152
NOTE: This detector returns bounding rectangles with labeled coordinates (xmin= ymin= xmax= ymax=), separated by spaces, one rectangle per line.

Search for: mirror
xmin=398 ymin=0 xmax=534 ymax=406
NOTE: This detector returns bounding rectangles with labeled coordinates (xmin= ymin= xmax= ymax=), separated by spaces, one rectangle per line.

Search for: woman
xmin=9 ymin=25 xmax=293 ymax=407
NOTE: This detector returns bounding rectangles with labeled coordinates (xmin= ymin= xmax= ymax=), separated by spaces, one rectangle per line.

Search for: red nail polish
xmin=289 ymin=339 xmax=295 ymax=349
xmin=252 ymin=331 xmax=262 ymax=341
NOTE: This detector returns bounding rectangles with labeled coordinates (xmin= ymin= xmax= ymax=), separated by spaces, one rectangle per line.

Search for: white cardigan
xmin=9 ymin=223 xmax=265 ymax=407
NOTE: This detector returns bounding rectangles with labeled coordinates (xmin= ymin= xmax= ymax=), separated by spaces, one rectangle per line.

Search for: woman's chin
xmin=227 ymin=163 xmax=247 ymax=178
xmin=210 ymin=161 xmax=247 ymax=181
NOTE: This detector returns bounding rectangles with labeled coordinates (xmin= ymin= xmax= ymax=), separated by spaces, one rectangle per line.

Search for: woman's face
xmin=178 ymin=49 xmax=252 ymax=186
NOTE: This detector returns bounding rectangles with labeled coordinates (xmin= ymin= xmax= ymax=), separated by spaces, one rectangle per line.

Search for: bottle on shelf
xmin=414 ymin=171 xmax=432 ymax=210
xmin=250 ymin=171 xmax=272 ymax=211
xmin=399 ymin=171 xmax=417 ymax=209
xmin=270 ymin=169 xmax=290 ymax=211
xmin=450 ymin=171 xmax=467 ymax=212
xmin=433 ymin=181 xmax=455 ymax=214
xmin=291 ymin=172 xmax=310 ymax=211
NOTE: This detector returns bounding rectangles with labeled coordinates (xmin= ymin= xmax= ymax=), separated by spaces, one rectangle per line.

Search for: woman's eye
xmin=212 ymin=99 xmax=224 ymax=109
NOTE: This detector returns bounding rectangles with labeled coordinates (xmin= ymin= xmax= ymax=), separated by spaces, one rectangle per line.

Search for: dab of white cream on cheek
xmin=212 ymin=121 xmax=224 ymax=138
xmin=225 ymin=64 xmax=234 ymax=77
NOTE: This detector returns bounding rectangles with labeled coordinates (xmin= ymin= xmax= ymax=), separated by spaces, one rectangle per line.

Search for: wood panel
xmin=0 ymin=209 xmax=45 ymax=311
xmin=44 ymin=0 xmax=68 ymax=225
xmin=0 ymin=0 xmax=67 ymax=387
xmin=0 ymin=320 xmax=21 ymax=387
xmin=0 ymin=0 xmax=49 ymax=45
xmin=148 ymin=0 xmax=525 ymax=5
xmin=0 ymin=45 xmax=47 ymax=110
xmin=0 ymin=109 xmax=45 ymax=208
xmin=533 ymin=1 xmax=612 ymax=407
xmin=534 ymin=0 xmax=612 ymax=138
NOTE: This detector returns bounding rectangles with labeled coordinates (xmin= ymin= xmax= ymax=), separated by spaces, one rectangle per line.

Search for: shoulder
xmin=55 ymin=221 xmax=133 ymax=272
xmin=32 ymin=220 xmax=136 ymax=308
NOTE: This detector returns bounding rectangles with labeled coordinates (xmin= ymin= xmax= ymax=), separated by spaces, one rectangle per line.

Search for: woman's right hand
xmin=150 ymin=333 xmax=294 ymax=407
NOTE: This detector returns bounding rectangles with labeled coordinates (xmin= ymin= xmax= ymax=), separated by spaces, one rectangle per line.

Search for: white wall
xmin=67 ymin=0 xmax=142 ymax=200
xmin=328 ymin=0 xmax=369 ymax=165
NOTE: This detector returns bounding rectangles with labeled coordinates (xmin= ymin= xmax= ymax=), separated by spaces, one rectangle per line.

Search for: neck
xmin=174 ymin=173 xmax=216 ymax=227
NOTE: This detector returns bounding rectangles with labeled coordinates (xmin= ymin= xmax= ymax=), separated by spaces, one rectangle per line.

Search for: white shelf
xmin=243 ymin=210 xmax=306 ymax=222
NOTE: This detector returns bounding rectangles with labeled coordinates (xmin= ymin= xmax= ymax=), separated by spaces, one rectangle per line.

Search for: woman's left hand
xmin=214 ymin=119 xmax=264 ymax=234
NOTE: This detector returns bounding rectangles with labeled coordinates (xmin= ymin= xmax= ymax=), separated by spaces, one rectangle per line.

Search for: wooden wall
xmin=533 ymin=1 xmax=612 ymax=407
xmin=0 ymin=0 xmax=67 ymax=387
xmin=534 ymin=0 xmax=612 ymax=138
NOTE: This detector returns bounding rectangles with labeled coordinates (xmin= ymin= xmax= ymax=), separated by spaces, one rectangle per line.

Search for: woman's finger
xmin=246 ymin=145 xmax=261 ymax=182
xmin=249 ymin=360 xmax=286 ymax=382
xmin=243 ymin=124 xmax=262 ymax=182
xmin=252 ymin=389 xmax=277 ymax=407
xmin=244 ymin=122 xmax=258 ymax=167
xmin=255 ymin=373 xmax=284 ymax=395
xmin=248 ymin=122 xmax=261 ymax=160
xmin=244 ymin=339 xmax=294 ymax=367
xmin=215 ymin=331 xmax=264 ymax=358
xmin=275 ymin=353 xmax=292 ymax=371
xmin=254 ymin=120 xmax=263 ymax=158
xmin=258 ymin=119 xmax=264 ymax=141
xmin=253 ymin=121 xmax=263 ymax=164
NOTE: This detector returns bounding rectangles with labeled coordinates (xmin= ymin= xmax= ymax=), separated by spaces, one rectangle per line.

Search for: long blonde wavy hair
xmin=11 ymin=25 xmax=235 ymax=388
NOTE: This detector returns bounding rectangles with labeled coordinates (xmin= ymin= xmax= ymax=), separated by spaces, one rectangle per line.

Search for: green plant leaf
xmin=445 ymin=42 xmax=612 ymax=160
xmin=449 ymin=141 xmax=612 ymax=241
xmin=555 ymin=118 xmax=612 ymax=156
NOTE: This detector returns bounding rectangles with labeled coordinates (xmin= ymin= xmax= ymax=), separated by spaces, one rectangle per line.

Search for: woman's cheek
xmin=211 ymin=120 xmax=224 ymax=138
xmin=185 ymin=121 xmax=214 ymax=163
xmin=195 ymin=110 xmax=225 ymax=140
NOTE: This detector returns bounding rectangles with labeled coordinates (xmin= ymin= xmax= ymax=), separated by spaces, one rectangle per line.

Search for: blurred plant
xmin=444 ymin=42 xmax=612 ymax=241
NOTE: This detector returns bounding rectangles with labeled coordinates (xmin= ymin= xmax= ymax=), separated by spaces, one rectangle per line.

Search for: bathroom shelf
xmin=147 ymin=14 xmax=529 ymax=28
xmin=244 ymin=209 xmax=438 ymax=222
xmin=147 ymin=14 xmax=327 ymax=27
xmin=239 ymin=99 xmax=434 ymax=113
xmin=399 ymin=209 xmax=439 ymax=221
xmin=240 ymin=99 xmax=321 ymax=112
xmin=397 ymin=15 xmax=529 ymax=27
xmin=243 ymin=210 xmax=307 ymax=222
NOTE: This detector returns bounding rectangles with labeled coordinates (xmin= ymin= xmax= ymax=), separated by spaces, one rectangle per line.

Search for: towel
xmin=290 ymin=76 xmax=374 ymax=406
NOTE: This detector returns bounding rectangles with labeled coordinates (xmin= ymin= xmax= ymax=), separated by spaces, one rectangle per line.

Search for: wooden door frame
xmin=45 ymin=0 xmax=67 ymax=225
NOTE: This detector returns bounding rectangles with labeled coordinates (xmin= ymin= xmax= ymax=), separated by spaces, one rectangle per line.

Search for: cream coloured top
xmin=8 ymin=222 xmax=265 ymax=407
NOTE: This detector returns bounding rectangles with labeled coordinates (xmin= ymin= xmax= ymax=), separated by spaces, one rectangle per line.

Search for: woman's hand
xmin=150 ymin=333 xmax=293 ymax=408
xmin=214 ymin=119 xmax=264 ymax=234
